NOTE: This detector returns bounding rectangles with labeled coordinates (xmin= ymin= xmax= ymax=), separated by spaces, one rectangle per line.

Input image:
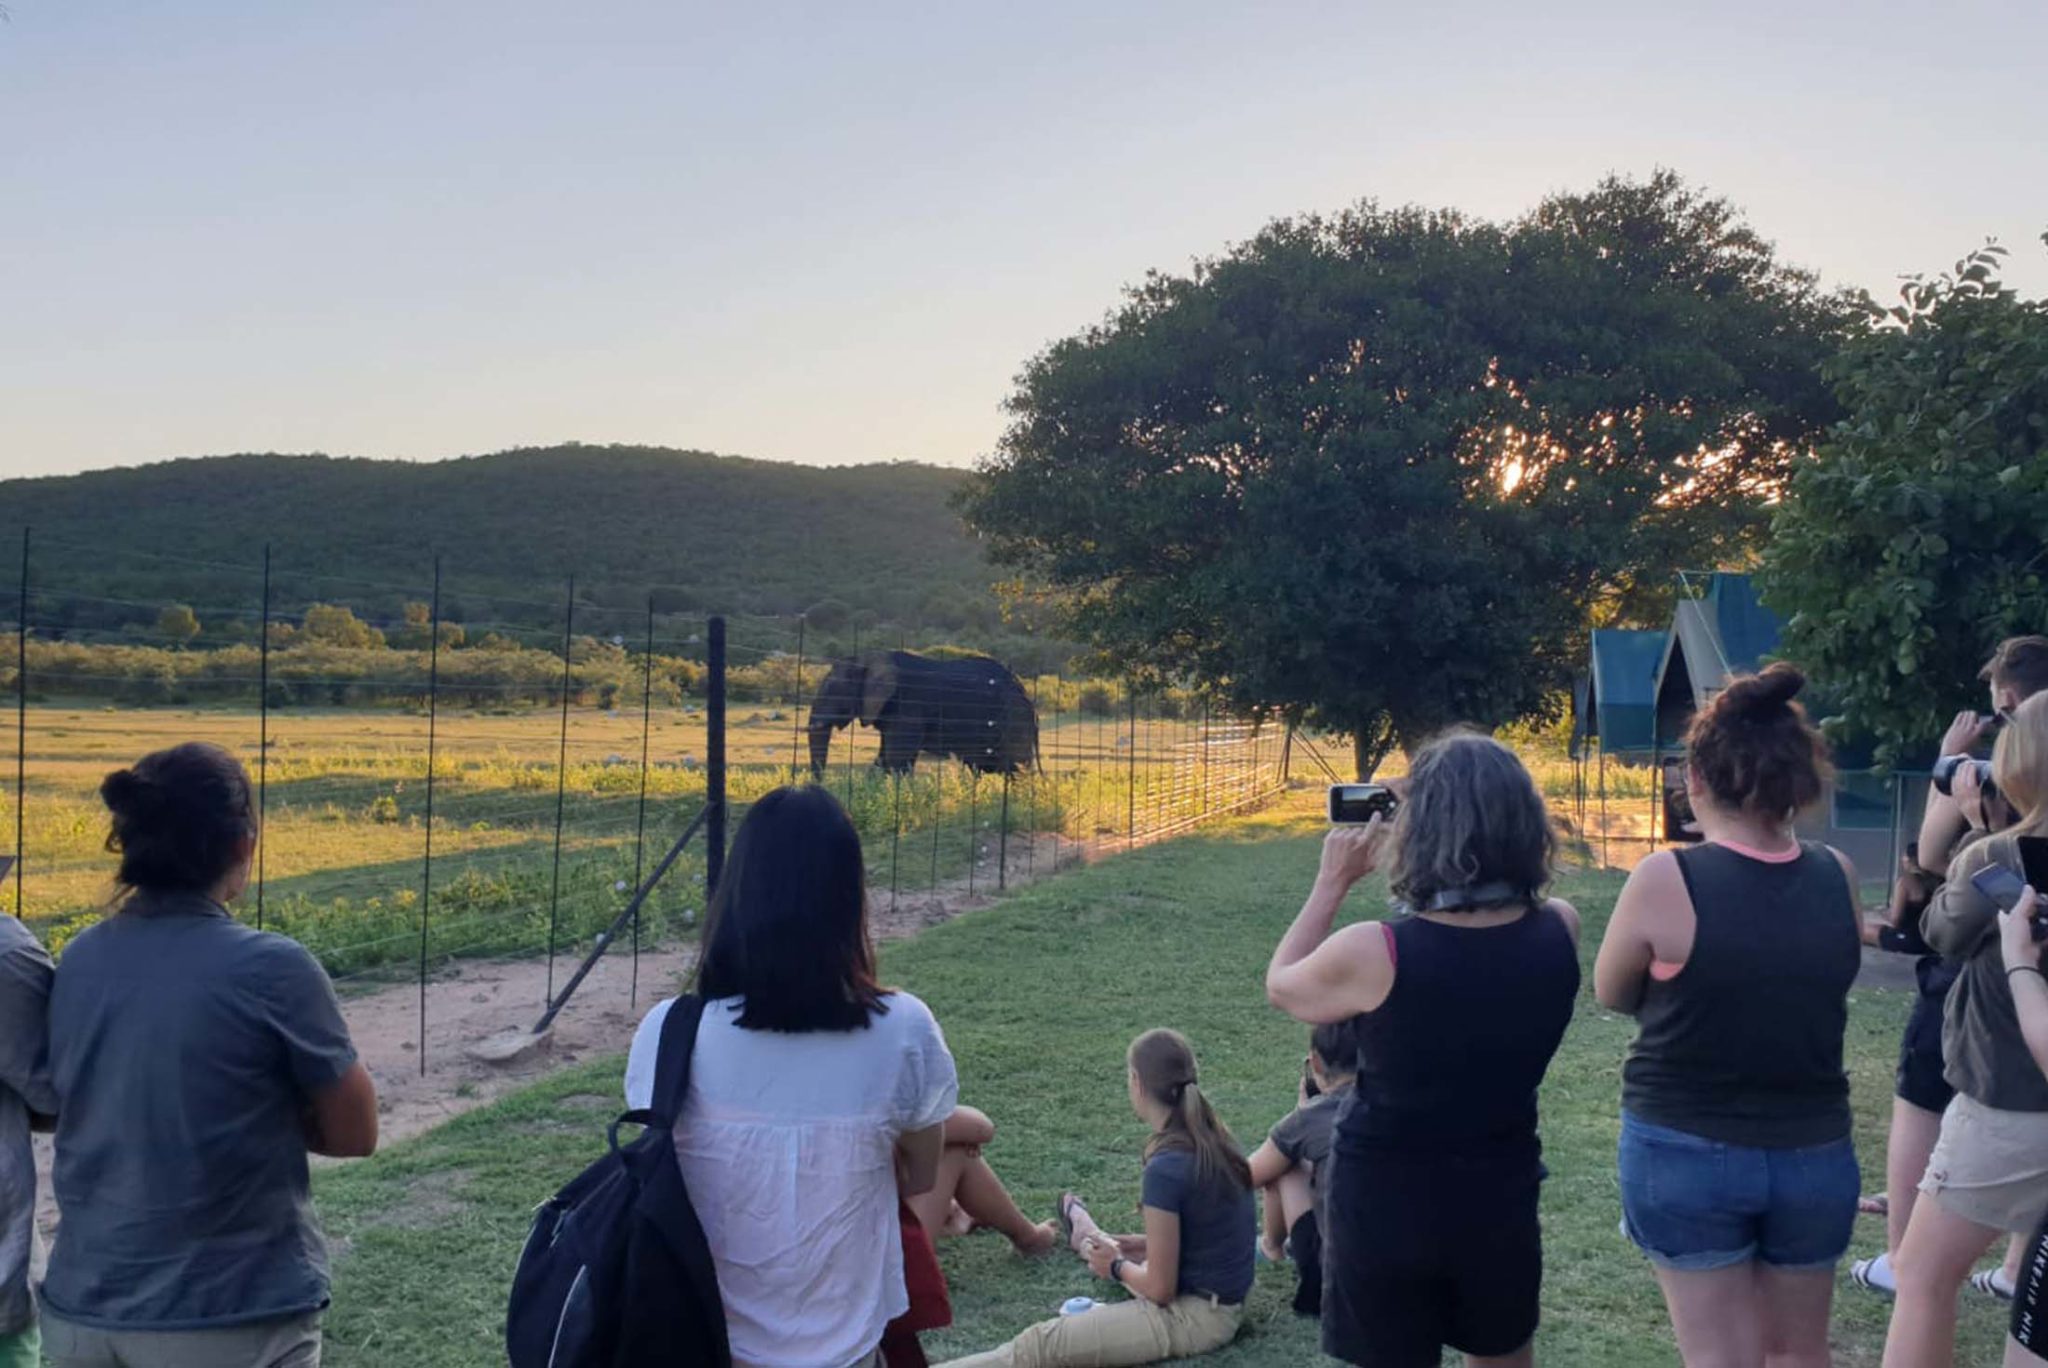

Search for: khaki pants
xmin=40 ymin=1309 xmax=321 ymax=1368
xmin=936 ymin=1294 xmax=1241 ymax=1368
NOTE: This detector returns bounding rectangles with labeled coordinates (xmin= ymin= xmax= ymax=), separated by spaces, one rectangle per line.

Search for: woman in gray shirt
xmin=40 ymin=743 xmax=379 ymax=1368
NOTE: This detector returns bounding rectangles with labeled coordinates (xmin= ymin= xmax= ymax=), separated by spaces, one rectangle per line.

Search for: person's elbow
xmin=308 ymin=1062 xmax=380 ymax=1159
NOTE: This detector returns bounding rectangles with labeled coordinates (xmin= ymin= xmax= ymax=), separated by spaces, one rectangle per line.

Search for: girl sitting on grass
xmin=934 ymin=1029 xmax=1255 ymax=1368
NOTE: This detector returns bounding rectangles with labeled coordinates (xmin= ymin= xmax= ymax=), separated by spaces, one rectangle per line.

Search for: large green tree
xmin=963 ymin=172 xmax=1849 ymax=775
xmin=1758 ymin=238 xmax=2048 ymax=764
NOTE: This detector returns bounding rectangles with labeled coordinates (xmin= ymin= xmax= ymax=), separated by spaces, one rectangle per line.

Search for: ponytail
xmin=1129 ymin=1029 xmax=1253 ymax=1191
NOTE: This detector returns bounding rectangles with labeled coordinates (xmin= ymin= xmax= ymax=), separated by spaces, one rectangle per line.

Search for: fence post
xmin=417 ymin=556 xmax=441 ymax=1077
xmin=706 ymin=616 xmax=727 ymax=898
xmin=545 ymin=577 xmax=574 ymax=1006
xmin=966 ymin=772 xmax=978 ymax=896
xmin=12 ymin=529 xmax=26 ymax=919
xmin=998 ymin=773 xmax=1012 ymax=890
xmin=632 ymin=596 xmax=654 ymax=1011
xmin=890 ymin=771 xmax=903 ymax=914
xmin=1598 ymin=746 xmax=1610 ymax=869
xmin=844 ymin=625 xmax=859 ymax=804
xmin=256 ymin=544 xmax=271 ymax=930
xmin=789 ymin=614 xmax=806 ymax=785
xmin=1126 ymin=683 xmax=1138 ymax=850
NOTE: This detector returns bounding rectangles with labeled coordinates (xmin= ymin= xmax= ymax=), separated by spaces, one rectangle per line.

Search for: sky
xmin=2 ymin=1 xmax=2044 ymax=481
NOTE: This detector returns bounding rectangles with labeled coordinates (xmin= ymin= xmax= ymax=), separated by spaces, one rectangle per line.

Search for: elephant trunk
xmin=808 ymin=718 xmax=839 ymax=776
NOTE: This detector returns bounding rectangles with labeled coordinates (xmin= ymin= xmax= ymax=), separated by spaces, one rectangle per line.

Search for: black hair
xmin=1686 ymin=662 xmax=1829 ymax=818
xmin=101 ymin=742 xmax=256 ymax=898
xmin=1310 ymin=1019 xmax=1360 ymax=1077
xmin=694 ymin=785 xmax=888 ymax=1032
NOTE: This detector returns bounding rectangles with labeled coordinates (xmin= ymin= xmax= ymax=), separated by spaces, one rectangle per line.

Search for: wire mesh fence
xmin=0 ymin=531 xmax=1289 ymax=1047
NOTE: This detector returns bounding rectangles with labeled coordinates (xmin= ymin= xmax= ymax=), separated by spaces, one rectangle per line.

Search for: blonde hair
xmin=1994 ymin=691 xmax=2048 ymax=839
xmin=1128 ymin=1028 xmax=1251 ymax=1191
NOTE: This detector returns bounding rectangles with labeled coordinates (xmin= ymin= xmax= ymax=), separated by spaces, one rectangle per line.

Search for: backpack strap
xmin=651 ymin=994 xmax=708 ymax=1128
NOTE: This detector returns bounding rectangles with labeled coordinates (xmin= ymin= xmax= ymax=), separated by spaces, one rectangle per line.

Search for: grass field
xmin=308 ymin=799 xmax=2009 ymax=1366
xmin=3 ymin=698 xmax=1281 ymax=983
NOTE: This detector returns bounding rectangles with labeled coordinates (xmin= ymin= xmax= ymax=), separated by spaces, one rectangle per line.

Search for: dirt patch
xmin=374 ymin=1169 xmax=476 ymax=1231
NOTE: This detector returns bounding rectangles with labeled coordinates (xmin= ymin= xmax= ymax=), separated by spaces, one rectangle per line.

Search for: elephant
xmin=807 ymin=651 xmax=1038 ymax=777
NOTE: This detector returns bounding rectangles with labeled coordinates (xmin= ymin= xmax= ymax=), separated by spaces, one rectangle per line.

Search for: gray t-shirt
xmin=1140 ymin=1148 xmax=1255 ymax=1303
xmin=1268 ymin=1082 xmax=1353 ymax=1203
xmin=43 ymin=893 xmax=358 ymax=1329
xmin=0 ymin=916 xmax=56 ymax=1337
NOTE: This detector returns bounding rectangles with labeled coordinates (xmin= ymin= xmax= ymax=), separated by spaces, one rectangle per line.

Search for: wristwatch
xmin=1109 ymin=1256 xmax=1126 ymax=1284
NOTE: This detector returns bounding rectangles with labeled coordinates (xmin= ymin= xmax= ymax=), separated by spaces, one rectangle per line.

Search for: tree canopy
xmin=962 ymin=172 xmax=1850 ymax=774
xmin=1759 ymin=238 xmax=2048 ymax=764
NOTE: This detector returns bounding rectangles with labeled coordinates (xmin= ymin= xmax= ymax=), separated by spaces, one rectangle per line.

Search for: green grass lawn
xmin=312 ymin=805 xmax=2009 ymax=1366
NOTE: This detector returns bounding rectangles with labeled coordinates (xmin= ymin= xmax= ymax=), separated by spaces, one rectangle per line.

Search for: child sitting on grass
xmin=1247 ymin=1019 xmax=1360 ymax=1317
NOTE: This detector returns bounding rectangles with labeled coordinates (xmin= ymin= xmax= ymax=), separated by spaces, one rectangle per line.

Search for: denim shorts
xmin=1618 ymin=1111 xmax=1859 ymax=1272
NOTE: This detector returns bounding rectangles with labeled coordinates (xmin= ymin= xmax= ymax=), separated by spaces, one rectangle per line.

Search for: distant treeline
xmin=6 ymin=636 xmax=1203 ymax=717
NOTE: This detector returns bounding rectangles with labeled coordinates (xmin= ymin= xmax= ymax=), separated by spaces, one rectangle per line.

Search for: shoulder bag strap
xmin=652 ymin=994 xmax=708 ymax=1128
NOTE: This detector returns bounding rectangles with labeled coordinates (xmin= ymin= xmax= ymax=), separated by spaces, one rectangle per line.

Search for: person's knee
xmin=1894 ymin=1239 xmax=1975 ymax=1298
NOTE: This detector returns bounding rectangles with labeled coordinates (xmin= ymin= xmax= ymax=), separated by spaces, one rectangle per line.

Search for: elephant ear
xmin=859 ymin=660 xmax=897 ymax=724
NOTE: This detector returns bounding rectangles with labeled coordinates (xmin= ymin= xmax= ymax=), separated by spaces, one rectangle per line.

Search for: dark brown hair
xmin=1130 ymin=1028 xmax=1252 ymax=1191
xmin=694 ymin=785 xmax=887 ymax=1032
xmin=1983 ymin=636 xmax=2048 ymax=704
xmin=1685 ymin=662 xmax=1830 ymax=818
xmin=101 ymin=742 xmax=256 ymax=897
xmin=1388 ymin=730 xmax=1555 ymax=910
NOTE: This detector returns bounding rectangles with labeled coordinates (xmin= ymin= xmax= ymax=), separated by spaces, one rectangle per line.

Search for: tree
xmin=155 ymin=603 xmax=200 ymax=647
xmin=300 ymin=602 xmax=386 ymax=650
xmin=962 ymin=172 xmax=1849 ymax=775
xmin=1758 ymin=238 xmax=2048 ymax=764
xmin=390 ymin=601 xmax=466 ymax=652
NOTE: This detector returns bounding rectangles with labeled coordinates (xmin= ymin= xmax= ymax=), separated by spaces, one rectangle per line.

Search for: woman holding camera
xmin=1267 ymin=731 xmax=1581 ymax=1368
xmin=1885 ymin=691 xmax=2048 ymax=1368
xmin=1595 ymin=664 xmax=1861 ymax=1368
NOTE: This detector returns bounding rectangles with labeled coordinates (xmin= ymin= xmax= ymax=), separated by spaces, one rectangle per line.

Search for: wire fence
xmin=0 ymin=531 xmax=1290 ymax=1054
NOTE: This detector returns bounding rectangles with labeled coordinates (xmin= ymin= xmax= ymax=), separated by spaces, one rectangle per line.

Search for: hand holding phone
xmin=1973 ymin=862 xmax=2048 ymax=943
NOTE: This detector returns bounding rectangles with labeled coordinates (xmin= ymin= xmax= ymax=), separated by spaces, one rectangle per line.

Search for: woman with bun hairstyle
xmin=1595 ymin=664 xmax=1863 ymax=1368
xmin=39 ymin=744 xmax=377 ymax=1368
xmin=933 ymin=1029 xmax=1255 ymax=1368
xmin=1884 ymin=691 xmax=2048 ymax=1368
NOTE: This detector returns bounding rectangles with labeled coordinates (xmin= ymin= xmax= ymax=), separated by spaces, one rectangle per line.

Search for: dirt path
xmin=30 ymin=833 xmax=1074 ymax=1251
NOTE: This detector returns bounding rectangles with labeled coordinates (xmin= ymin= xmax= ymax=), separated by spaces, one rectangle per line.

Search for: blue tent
xmin=1575 ymin=628 xmax=1668 ymax=757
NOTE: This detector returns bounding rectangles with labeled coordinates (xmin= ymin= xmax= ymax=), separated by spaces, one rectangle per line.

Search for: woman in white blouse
xmin=626 ymin=785 xmax=959 ymax=1368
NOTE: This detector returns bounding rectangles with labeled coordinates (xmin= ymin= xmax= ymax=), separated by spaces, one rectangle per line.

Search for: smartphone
xmin=1328 ymin=783 xmax=1398 ymax=825
xmin=1972 ymin=860 xmax=2048 ymax=943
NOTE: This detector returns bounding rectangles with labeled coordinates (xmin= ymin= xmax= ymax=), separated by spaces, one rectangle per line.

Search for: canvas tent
xmin=1573 ymin=628 xmax=1668 ymax=758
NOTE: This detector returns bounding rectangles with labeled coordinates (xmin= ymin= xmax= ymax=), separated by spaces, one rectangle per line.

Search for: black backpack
xmin=507 ymin=996 xmax=731 ymax=1368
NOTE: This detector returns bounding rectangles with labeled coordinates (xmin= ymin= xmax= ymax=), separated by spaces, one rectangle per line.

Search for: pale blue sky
xmin=3 ymin=1 xmax=2043 ymax=479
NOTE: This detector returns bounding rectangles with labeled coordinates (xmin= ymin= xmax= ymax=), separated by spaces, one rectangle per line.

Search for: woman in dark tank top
xmin=1594 ymin=664 xmax=1861 ymax=1368
xmin=1268 ymin=731 xmax=1581 ymax=1368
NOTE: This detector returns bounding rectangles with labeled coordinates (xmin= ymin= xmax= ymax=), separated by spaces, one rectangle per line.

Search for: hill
xmin=0 ymin=445 xmax=1011 ymax=653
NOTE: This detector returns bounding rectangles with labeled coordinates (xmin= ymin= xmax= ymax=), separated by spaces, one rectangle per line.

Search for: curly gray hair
xmin=1387 ymin=729 xmax=1555 ymax=911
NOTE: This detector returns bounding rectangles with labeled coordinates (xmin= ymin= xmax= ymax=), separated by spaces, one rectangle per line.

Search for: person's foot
xmin=1851 ymin=1253 xmax=1897 ymax=1297
xmin=1259 ymin=1234 xmax=1288 ymax=1264
xmin=1858 ymin=1192 xmax=1890 ymax=1216
xmin=1972 ymin=1267 xmax=2016 ymax=1301
xmin=1059 ymin=1193 xmax=1093 ymax=1251
xmin=944 ymin=1201 xmax=977 ymax=1237
xmin=1014 ymin=1219 xmax=1059 ymax=1258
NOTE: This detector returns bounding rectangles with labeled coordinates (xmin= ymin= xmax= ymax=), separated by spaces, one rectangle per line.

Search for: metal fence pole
xmin=545 ymin=577 xmax=575 ymax=1006
xmin=998 ymin=773 xmax=1012 ymax=890
xmin=706 ymin=616 xmax=727 ymax=898
xmin=790 ymin=615 xmax=805 ymax=784
xmin=890 ymin=770 xmax=903 ymax=914
xmin=1598 ymin=746 xmax=1610 ymax=868
xmin=632 ymin=596 xmax=654 ymax=1011
xmin=966 ymin=772 xmax=978 ymax=896
xmin=844 ymin=625 xmax=859 ymax=804
xmin=417 ymin=556 xmax=441 ymax=1077
xmin=256 ymin=544 xmax=271 ymax=929
xmin=12 ymin=529 xmax=26 ymax=919
xmin=1126 ymin=683 xmax=1138 ymax=849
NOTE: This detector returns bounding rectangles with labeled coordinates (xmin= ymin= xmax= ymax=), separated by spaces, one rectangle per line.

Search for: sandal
xmin=1850 ymin=1256 xmax=1894 ymax=1298
xmin=1858 ymin=1193 xmax=1889 ymax=1216
xmin=1972 ymin=1268 xmax=2015 ymax=1302
xmin=1057 ymin=1192 xmax=1087 ymax=1245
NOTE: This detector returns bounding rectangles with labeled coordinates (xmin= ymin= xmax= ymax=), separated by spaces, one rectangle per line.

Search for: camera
xmin=1328 ymin=783 xmax=1399 ymax=825
xmin=1932 ymin=754 xmax=2000 ymax=807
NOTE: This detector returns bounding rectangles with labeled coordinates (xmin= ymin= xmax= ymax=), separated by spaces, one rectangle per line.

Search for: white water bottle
xmin=1059 ymin=1296 xmax=1097 ymax=1317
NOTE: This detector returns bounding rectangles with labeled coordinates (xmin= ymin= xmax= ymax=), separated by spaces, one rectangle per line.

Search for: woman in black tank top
xmin=1268 ymin=731 xmax=1581 ymax=1368
xmin=1594 ymin=664 xmax=1861 ymax=1368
